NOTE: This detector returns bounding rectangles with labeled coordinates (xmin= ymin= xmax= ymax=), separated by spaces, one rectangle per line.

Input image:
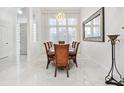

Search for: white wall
xmin=27 ymin=8 xmax=42 ymax=61
xmin=81 ymin=7 xmax=124 ymax=75
xmin=0 ymin=8 xmax=17 ymax=62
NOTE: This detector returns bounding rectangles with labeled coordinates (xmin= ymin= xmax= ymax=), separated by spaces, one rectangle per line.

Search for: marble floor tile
xmin=0 ymin=54 xmax=108 ymax=86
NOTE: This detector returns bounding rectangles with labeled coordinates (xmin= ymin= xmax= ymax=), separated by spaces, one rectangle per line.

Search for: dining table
xmin=48 ymin=46 xmax=76 ymax=56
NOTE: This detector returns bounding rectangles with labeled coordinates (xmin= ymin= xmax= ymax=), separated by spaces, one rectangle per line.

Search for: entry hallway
xmin=0 ymin=55 xmax=107 ymax=86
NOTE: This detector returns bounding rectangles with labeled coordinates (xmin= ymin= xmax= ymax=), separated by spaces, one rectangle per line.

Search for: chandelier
xmin=56 ymin=11 xmax=65 ymax=21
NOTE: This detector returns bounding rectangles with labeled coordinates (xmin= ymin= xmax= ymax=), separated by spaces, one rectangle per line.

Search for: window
xmin=48 ymin=14 xmax=79 ymax=43
xmin=58 ymin=19 xmax=66 ymax=25
xmin=49 ymin=19 xmax=56 ymax=26
xmin=49 ymin=27 xmax=57 ymax=43
xmin=59 ymin=27 xmax=67 ymax=41
xmin=68 ymin=27 xmax=77 ymax=42
xmin=68 ymin=18 xmax=77 ymax=25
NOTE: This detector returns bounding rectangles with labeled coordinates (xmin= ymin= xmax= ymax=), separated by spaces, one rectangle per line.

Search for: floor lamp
xmin=105 ymin=35 xmax=124 ymax=86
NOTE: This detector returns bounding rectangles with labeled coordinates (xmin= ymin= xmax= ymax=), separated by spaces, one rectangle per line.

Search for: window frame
xmin=48 ymin=15 xmax=79 ymax=43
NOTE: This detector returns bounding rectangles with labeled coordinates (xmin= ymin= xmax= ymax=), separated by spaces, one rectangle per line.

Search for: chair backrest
xmin=58 ymin=41 xmax=65 ymax=44
xmin=49 ymin=41 xmax=53 ymax=48
xmin=47 ymin=42 xmax=50 ymax=49
xmin=54 ymin=44 xmax=69 ymax=67
xmin=43 ymin=42 xmax=49 ymax=56
xmin=72 ymin=41 xmax=77 ymax=48
xmin=72 ymin=41 xmax=74 ymax=47
xmin=75 ymin=42 xmax=80 ymax=55
xmin=46 ymin=41 xmax=53 ymax=49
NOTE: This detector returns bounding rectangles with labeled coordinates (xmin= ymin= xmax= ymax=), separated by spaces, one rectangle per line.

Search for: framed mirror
xmin=83 ymin=7 xmax=105 ymax=42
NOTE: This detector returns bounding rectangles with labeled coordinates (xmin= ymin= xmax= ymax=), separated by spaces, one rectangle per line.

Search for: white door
xmin=0 ymin=25 xmax=8 ymax=60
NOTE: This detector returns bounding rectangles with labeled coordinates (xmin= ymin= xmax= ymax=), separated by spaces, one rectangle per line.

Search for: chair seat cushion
xmin=69 ymin=51 xmax=76 ymax=56
xmin=48 ymin=51 xmax=55 ymax=56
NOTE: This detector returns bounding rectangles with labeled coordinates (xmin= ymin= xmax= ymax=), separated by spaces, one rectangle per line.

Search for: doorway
xmin=16 ymin=8 xmax=28 ymax=60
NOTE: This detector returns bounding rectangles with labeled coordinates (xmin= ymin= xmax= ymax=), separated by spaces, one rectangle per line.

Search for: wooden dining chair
xmin=44 ymin=42 xmax=54 ymax=69
xmin=72 ymin=41 xmax=75 ymax=48
xmin=69 ymin=42 xmax=80 ymax=67
xmin=58 ymin=41 xmax=65 ymax=44
xmin=47 ymin=41 xmax=53 ymax=49
xmin=54 ymin=44 xmax=69 ymax=77
xmin=72 ymin=41 xmax=77 ymax=48
xmin=49 ymin=41 xmax=53 ymax=48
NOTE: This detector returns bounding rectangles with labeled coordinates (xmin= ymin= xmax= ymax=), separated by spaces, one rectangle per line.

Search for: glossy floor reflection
xmin=0 ymin=54 xmax=107 ymax=86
